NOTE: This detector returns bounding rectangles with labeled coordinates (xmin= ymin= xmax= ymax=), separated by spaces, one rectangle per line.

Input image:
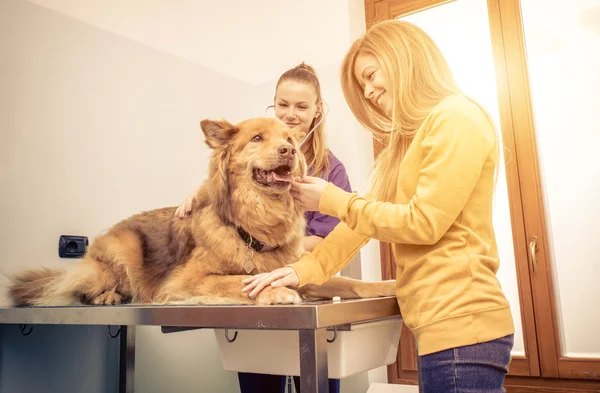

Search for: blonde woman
xmin=243 ymin=21 xmax=515 ymax=393
xmin=175 ymin=63 xmax=348 ymax=393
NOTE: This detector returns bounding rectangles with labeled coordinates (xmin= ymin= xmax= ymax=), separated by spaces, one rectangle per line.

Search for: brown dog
xmin=8 ymin=117 xmax=395 ymax=307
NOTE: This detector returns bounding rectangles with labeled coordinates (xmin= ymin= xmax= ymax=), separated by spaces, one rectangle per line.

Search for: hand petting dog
xmin=242 ymin=267 xmax=300 ymax=299
xmin=290 ymin=175 xmax=329 ymax=212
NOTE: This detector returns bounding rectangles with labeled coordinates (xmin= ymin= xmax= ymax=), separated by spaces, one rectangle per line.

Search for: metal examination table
xmin=0 ymin=296 xmax=400 ymax=393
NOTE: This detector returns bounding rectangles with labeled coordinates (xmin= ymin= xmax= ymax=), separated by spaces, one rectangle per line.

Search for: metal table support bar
xmin=300 ymin=328 xmax=329 ymax=393
xmin=119 ymin=326 xmax=135 ymax=393
xmin=161 ymin=323 xmax=352 ymax=335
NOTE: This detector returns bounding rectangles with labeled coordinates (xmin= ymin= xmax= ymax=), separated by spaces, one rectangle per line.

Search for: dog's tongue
xmin=271 ymin=171 xmax=292 ymax=183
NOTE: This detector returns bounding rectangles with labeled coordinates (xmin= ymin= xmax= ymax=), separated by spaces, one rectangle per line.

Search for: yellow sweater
xmin=290 ymin=94 xmax=515 ymax=356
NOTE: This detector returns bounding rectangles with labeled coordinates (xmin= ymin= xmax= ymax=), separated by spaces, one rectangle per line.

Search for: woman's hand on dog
xmin=291 ymin=176 xmax=328 ymax=211
xmin=174 ymin=186 xmax=200 ymax=218
xmin=242 ymin=267 xmax=300 ymax=299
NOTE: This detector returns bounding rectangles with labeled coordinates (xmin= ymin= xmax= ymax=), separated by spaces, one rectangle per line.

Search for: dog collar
xmin=236 ymin=227 xmax=278 ymax=253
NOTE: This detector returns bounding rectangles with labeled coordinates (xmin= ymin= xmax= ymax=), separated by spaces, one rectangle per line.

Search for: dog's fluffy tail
xmin=8 ymin=260 xmax=106 ymax=307
xmin=9 ymin=268 xmax=70 ymax=306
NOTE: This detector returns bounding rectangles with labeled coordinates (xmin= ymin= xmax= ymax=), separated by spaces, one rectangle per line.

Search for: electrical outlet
xmin=58 ymin=235 xmax=88 ymax=258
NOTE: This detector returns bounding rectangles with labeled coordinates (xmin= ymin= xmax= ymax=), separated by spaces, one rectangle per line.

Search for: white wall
xmin=0 ymin=0 xmax=252 ymax=392
xmin=1 ymin=0 xmax=388 ymax=392
xmin=24 ymin=0 xmax=357 ymax=86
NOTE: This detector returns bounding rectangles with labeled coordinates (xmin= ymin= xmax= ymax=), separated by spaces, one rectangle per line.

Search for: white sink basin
xmin=214 ymin=316 xmax=402 ymax=379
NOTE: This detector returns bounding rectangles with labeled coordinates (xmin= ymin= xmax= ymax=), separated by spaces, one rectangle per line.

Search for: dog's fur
xmin=8 ymin=117 xmax=395 ymax=307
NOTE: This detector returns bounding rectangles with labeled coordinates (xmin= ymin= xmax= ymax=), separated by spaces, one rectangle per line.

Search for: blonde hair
xmin=341 ymin=20 xmax=463 ymax=201
xmin=275 ymin=63 xmax=330 ymax=179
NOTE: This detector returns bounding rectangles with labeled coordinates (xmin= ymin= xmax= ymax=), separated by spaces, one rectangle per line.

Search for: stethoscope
xmin=264 ymin=101 xmax=330 ymax=149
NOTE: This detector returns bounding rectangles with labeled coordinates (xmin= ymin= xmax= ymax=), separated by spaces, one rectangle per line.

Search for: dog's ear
xmin=201 ymin=119 xmax=238 ymax=149
xmin=208 ymin=149 xmax=234 ymax=223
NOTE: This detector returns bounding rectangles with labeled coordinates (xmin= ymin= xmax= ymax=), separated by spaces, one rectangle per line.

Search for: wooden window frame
xmin=364 ymin=0 xmax=600 ymax=388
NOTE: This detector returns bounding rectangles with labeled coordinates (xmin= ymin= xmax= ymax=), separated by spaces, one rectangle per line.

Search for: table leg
xmin=299 ymin=328 xmax=329 ymax=393
xmin=119 ymin=325 xmax=135 ymax=393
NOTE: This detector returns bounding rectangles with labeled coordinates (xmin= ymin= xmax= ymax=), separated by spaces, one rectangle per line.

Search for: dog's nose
xmin=278 ymin=146 xmax=296 ymax=156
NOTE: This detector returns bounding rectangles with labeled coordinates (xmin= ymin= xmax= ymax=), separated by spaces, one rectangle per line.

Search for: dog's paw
xmin=256 ymin=286 xmax=302 ymax=305
xmin=91 ymin=288 xmax=122 ymax=305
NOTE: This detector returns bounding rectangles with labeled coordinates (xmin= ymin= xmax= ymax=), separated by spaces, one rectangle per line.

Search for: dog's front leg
xmin=158 ymin=274 xmax=302 ymax=305
xmin=297 ymin=276 xmax=396 ymax=300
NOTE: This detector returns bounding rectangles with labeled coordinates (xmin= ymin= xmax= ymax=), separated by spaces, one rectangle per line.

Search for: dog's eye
xmin=287 ymin=137 xmax=293 ymax=144
xmin=252 ymin=135 xmax=263 ymax=142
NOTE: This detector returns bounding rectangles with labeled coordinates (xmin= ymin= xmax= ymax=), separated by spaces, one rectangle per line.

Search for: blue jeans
xmin=417 ymin=334 xmax=514 ymax=393
xmin=237 ymin=372 xmax=340 ymax=393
